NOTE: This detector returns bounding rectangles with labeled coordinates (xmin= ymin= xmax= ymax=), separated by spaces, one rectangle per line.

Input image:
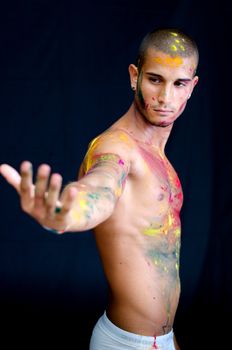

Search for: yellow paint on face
xmin=153 ymin=55 xmax=183 ymax=68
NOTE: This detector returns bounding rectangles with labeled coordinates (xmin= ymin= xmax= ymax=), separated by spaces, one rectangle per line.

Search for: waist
xmin=98 ymin=311 xmax=174 ymax=347
xmin=107 ymin=296 xmax=178 ymax=336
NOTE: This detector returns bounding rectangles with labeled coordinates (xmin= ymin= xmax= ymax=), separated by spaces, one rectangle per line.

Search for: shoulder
xmin=80 ymin=129 xmax=136 ymax=175
xmin=86 ymin=128 xmax=136 ymax=156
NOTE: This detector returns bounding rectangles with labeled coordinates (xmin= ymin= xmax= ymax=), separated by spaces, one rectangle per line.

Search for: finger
xmin=34 ymin=164 xmax=51 ymax=210
xmin=45 ymin=173 xmax=63 ymax=217
xmin=57 ymin=186 xmax=78 ymax=218
xmin=0 ymin=164 xmax=21 ymax=194
xmin=20 ymin=161 xmax=34 ymax=211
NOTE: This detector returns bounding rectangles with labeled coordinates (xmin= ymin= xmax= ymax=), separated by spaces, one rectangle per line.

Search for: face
xmin=129 ymin=49 xmax=199 ymax=127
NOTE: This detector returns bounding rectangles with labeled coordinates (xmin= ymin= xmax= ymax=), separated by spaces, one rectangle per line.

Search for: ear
xmin=128 ymin=64 xmax=139 ymax=90
xmin=193 ymin=75 xmax=199 ymax=88
xmin=188 ymin=75 xmax=199 ymax=98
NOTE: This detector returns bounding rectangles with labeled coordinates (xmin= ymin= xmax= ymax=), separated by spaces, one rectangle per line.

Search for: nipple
xmin=157 ymin=193 xmax=164 ymax=201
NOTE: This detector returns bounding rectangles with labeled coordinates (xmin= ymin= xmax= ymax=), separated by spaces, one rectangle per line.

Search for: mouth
xmin=153 ymin=109 xmax=173 ymax=115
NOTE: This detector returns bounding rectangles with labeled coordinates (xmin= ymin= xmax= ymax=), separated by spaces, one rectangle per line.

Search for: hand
xmin=0 ymin=161 xmax=78 ymax=233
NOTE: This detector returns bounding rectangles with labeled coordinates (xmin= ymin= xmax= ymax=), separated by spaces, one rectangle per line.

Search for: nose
xmin=157 ymin=85 xmax=173 ymax=105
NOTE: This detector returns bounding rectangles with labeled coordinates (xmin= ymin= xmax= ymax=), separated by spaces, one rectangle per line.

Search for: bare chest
xmin=132 ymin=145 xmax=183 ymax=213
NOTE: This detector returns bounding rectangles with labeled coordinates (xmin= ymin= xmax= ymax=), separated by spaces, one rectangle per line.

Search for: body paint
xmin=147 ymin=335 xmax=159 ymax=350
xmin=137 ymin=71 xmax=146 ymax=110
xmin=85 ymin=153 xmax=128 ymax=198
xmin=70 ymin=186 xmax=115 ymax=224
xmin=143 ymin=211 xmax=181 ymax=237
xmin=70 ymin=137 xmax=129 ymax=228
xmin=170 ymin=32 xmax=186 ymax=52
xmin=153 ymin=55 xmax=183 ymax=68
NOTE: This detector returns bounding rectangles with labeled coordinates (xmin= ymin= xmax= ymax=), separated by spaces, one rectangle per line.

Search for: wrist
xmin=43 ymin=225 xmax=65 ymax=235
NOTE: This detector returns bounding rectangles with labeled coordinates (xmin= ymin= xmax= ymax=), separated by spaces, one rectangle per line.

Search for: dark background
xmin=0 ymin=0 xmax=230 ymax=349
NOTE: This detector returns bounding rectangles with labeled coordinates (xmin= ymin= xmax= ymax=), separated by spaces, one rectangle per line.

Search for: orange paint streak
xmin=153 ymin=56 xmax=183 ymax=68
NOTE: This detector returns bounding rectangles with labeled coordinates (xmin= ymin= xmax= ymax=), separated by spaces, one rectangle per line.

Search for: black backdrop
xmin=0 ymin=1 xmax=230 ymax=349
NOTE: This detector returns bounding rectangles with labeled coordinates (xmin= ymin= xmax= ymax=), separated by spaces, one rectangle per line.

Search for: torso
xmin=92 ymin=128 xmax=183 ymax=336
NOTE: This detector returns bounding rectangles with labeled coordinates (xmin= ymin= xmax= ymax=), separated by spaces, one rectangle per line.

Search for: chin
xmin=158 ymin=121 xmax=174 ymax=127
xmin=149 ymin=120 xmax=174 ymax=127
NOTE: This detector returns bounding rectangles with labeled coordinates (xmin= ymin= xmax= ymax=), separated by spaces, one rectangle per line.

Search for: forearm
xmin=64 ymin=182 xmax=117 ymax=232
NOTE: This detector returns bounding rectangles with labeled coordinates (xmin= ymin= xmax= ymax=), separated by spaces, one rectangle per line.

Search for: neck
xmin=117 ymin=102 xmax=173 ymax=153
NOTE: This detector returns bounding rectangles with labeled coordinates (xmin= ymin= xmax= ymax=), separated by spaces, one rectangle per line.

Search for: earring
xmin=188 ymin=94 xmax=191 ymax=99
xmin=131 ymin=86 xmax=135 ymax=91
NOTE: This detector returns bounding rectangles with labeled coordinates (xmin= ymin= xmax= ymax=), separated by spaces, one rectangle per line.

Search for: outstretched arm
xmin=0 ymin=151 xmax=129 ymax=234
xmin=0 ymin=131 xmax=132 ymax=234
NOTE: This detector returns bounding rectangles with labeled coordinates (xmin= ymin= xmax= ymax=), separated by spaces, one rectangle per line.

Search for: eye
xmin=175 ymin=81 xmax=186 ymax=87
xmin=149 ymin=77 xmax=161 ymax=84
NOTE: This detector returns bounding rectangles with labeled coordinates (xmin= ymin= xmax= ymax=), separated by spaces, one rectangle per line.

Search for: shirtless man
xmin=0 ymin=28 xmax=199 ymax=349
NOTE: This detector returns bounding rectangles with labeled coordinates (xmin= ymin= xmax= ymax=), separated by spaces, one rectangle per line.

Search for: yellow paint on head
xmin=154 ymin=55 xmax=183 ymax=68
xmin=170 ymin=32 xmax=178 ymax=37
xmin=170 ymin=45 xmax=178 ymax=51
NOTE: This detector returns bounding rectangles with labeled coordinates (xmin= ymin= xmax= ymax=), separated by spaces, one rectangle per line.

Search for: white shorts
xmin=89 ymin=312 xmax=176 ymax=350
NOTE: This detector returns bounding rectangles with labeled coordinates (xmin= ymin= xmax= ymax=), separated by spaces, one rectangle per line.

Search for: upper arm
xmin=78 ymin=131 xmax=132 ymax=198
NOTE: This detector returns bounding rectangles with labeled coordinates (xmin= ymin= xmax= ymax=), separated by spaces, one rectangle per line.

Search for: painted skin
xmin=0 ymin=46 xmax=198 ymax=348
xmin=84 ymin=128 xmax=183 ymax=338
xmin=82 ymin=50 xmax=198 ymax=340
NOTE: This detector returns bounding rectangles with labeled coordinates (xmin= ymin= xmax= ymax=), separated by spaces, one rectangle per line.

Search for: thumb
xmin=0 ymin=164 xmax=21 ymax=194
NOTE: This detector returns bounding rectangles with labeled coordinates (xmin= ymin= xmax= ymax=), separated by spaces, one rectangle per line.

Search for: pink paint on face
xmin=145 ymin=101 xmax=151 ymax=110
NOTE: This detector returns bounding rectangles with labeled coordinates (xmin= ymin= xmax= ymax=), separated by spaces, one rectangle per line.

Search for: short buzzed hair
xmin=136 ymin=28 xmax=199 ymax=73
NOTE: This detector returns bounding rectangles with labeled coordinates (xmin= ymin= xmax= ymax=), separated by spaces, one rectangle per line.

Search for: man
xmin=0 ymin=28 xmax=199 ymax=349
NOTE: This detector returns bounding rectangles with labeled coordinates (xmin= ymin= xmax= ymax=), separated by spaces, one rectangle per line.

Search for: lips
xmin=153 ymin=109 xmax=173 ymax=114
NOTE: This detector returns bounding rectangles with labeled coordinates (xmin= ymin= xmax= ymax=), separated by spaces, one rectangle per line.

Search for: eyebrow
xmin=145 ymin=72 xmax=192 ymax=82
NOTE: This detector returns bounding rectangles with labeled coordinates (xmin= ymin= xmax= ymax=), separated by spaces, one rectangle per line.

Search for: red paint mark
xmin=152 ymin=97 xmax=156 ymax=101
xmin=169 ymin=192 xmax=174 ymax=203
xmin=175 ymin=176 xmax=181 ymax=188
xmin=153 ymin=336 xmax=158 ymax=349
xmin=175 ymin=192 xmax=183 ymax=200
xmin=118 ymin=159 xmax=124 ymax=165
